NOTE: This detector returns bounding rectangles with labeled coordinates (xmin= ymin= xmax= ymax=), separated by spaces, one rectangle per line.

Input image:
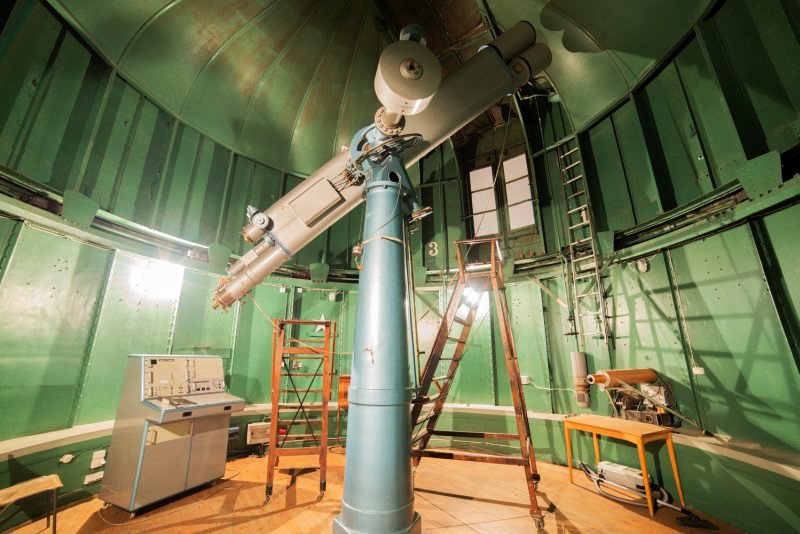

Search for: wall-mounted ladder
xmin=557 ymin=139 xmax=609 ymax=347
xmin=264 ymin=319 xmax=335 ymax=504
xmin=410 ymin=238 xmax=544 ymax=528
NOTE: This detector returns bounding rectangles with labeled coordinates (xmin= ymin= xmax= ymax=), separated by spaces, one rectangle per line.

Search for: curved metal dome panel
xmin=485 ymin=0 xmax=713 ymax=129
xmin=49 ymin=0 xmax=386 ymax=176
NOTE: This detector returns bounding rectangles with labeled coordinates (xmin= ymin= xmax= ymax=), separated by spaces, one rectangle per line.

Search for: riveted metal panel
xmin=502 ymin=283 xmax=551 ymax=412
xmin=14 ymin=31 xmax=92 ymax=187
xmin=220 ymin=155 xmax=255 ymax=254
xmin=713 ymin=0 xmax=800 ymax=153
xmin=0 ymin=2 xmax=62 ymax=165
xmin=607 ymin=256 xmax=700 ymax=423
xmin=675 ymin=39 xmax=745 ymax=185
xmin=171 ymin=270 xmax=235 ymax=360
xmin=447 ymin=289 xmax=494 ymax=405
xmin=154 ymin=124 xmax=201 ymax=234
xmin=110 ymin=95 xmax=175 ymax=225
xmin=762 ymin=204 xmax=800 ymax=366
xmin=74 ymin=253 xmax=182 ymax=424
xmin=82 ymin=78 xmax=141 ymax=208
xmin=541 ymin=277 xmax=577 ymax=413
xmin=0 ymin=225 xmax=110 ymax=440
xmin=585 ymin=117 xmax=635 ymax=231
xmin=230 ymin=284 xmax=288 ymax=404
xmin=669 ymin=228 xmax=800 ymax=449
xmin=644 ymin=63 xmax=713 ymax=205
xmin=611 ymin=101 xmax=662 ymax=222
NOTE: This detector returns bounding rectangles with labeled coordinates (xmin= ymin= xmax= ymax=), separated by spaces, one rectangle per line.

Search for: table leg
xmin=46 ymin=491 xmax=50 ymax=528
xmin=564 ymin=424 xmax=573 ymax=483
xmin=636 ymin=440 xmax=655 ymax=517
xmin=666 ymin=435 xmax=686 ymax=506
xmin=592 ymin=433 xmax=600 ymax=467
xmin=52 ymin=488 xmax=57 ymax=533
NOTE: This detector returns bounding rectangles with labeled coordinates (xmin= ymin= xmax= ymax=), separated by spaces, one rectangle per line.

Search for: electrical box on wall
xmin=247 ymin=422 xmax=271 ymax=445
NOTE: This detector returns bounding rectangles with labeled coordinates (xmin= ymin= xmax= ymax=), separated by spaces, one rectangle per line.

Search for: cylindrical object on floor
xmin=586 ymin=369 xmax=658 ymax=390
xmin=570 ymin=351 xmax=590 ymax=408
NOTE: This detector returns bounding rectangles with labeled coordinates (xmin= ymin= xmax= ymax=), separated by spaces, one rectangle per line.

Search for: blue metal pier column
xmin=333 ymin=154 xmax=421 ymax=534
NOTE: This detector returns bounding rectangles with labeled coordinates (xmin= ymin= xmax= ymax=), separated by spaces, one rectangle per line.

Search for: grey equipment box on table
xmin=100 ymin=355 xmax=245 ymax=512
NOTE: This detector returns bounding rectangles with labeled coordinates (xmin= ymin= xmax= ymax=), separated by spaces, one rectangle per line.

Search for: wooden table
xmin=563 ymin=414 xmax=685 ymax=517
xmin=0 ymin=474 xmax=62 ymax=532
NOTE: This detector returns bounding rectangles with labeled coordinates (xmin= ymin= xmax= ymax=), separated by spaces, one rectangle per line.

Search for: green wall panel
xmin=644 ymin=63 xmax=713 ymax=205
xmin=505 ymin=283 xmax=551 ymax=412
xmin=73 ymin=254 xmax=182 ymax=424
xmin=230 ymin=284 xmax=288 ymax=404
xmin=14 ymin=32 xmax=91 ymax=188
xmin=585 ymin=118 xmax=635 ymax=231
xmin=611 ymin=101 xmax=661 ymax=222
xmin=675 ymin=39 xmax=745 ymax=185
xmin=669 ymin=228 xmax=800 ymax=449
xmin=608 ymin=256 xmax=700 ymax=423
xmin=762 ymin=204 xmax=800 ymax=356
xmin=448 ymin=290 xmax=495 ymax=405
xmin=0 ymin=225 xmax=110 ymax=440
xmin=171 ymin=270 xmax=234 ymax=360
xmin=714 ymin=0 xmax=800 ymax=153
xmin=81 ymin=77 xmax=141 ymax=208
xmin=0 ymin=1 xmax=62 ymax=166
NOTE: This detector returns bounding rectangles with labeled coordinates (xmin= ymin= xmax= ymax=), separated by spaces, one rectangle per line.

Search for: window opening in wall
xmin=469 ymin=166 xmax=499 ymax=236
xmin=502 ymin=154 xmax=535 ymax=230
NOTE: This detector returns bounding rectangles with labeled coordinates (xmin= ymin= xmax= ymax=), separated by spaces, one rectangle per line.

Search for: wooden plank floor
xmin=14 ymin=449 xmax=737 ymax=533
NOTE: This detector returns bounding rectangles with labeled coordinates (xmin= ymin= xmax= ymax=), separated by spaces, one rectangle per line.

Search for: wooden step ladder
xmin=410 ymin=238 xmax=544 ymax=527
xmin=557 ymin=138 xmax=610 ymax=347
xmin=265 ymin=319 xmax=335 ymax=504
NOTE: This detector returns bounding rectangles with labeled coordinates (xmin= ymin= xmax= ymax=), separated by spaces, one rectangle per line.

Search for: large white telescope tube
xmin=213 ymin=22 xmax=551 ymax=309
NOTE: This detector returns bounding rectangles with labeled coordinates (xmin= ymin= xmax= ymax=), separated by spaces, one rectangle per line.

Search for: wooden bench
xmin=0 ymin=474 xmax=62 ymax=532
xmin=564 ymin=414 xmax=685 ymax=517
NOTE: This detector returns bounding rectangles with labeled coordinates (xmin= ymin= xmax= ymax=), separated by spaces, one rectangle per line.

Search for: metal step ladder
xmin=557 ymin=139 xmax=609 ymax=347
xmin=264 ymin=319 xmax=335 ymax=504
xmin=410 ymin=238 xmax=544 ymax=527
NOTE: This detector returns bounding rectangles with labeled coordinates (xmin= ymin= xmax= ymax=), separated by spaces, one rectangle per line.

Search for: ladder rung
xmin=560 ymin=147 xmax=579 ymax=158
xmin=416 ymin=411 xmax=438 ymax=424
xmin=281 ymin=372 xmax=324 ymax=377
xmin=579 ymin=331 xmax=604 ymax=336
xmin=576 ymin=292 xmax=599 ymax=300
xmin=578 ymin=310 xmax=602 ymax=316
xmin=567 ymin=189 xmax=586 ymax=200
xmin=278 ymin=434 xmax=319 ymax=441
xmin=573 ymin=271 xmax=596 ymax=280
xmin=283 ymin=388 xmax=323 ymax=393
xmin=562 ymin=161 xmax=581 ymax=172
xmin=567 ymin=204 xmax=587 ymax=215
xmin=564 ymin=174 xmax=584 ymax=185
xmin=433 ymin=376 xmax=451 ymax=382
xmin=411 ymin=449 xmax=528 ymax=466
xmin=452 ymin=316 xmax=472 ymax=326
xmin=569 ymin=221 xmax=590 ymax=230
xmin=446 ymin=336 xmax=466 ymax=343
xmin=413 ymin=393 xmax=442 ymax=405
xmin=277 ymin=419 xmax=323 ymax=425
xmin=571 ymin=236 xmax=592 ymax=245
